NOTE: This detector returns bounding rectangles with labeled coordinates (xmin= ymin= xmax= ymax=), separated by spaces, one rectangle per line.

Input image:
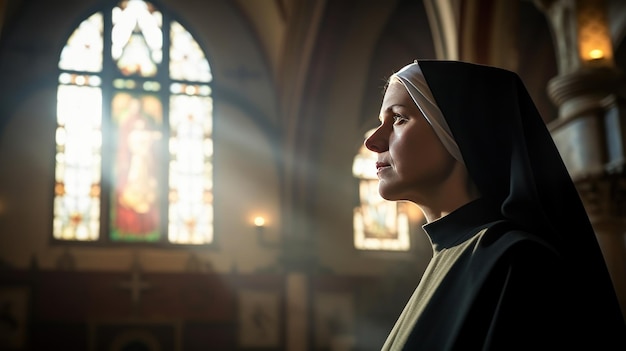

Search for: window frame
xmin=52 ymin=0 xmax=215 ymax=248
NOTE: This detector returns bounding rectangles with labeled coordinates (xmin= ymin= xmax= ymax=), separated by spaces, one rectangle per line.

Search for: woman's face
xmin=364 ymin=79 xmax=457 ymax=202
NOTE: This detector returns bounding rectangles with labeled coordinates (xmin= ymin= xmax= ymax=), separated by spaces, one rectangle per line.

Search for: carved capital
xmin=547 ymin=67 xmax=624 ymax=120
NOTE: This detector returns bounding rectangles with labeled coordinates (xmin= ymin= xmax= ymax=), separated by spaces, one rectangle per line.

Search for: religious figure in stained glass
xmin=111 ymin=94 xmax=163 ymax=240
xmin=54 ymin=0 xmax=214 ymax=245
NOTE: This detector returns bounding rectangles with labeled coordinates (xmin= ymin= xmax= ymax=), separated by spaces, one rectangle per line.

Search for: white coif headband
xmin=392 ymin=61 xmax=465 ymax=166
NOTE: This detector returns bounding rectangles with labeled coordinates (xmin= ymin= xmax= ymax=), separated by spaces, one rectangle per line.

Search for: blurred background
xmin=0 ymin=0 xmax=624 ymax=350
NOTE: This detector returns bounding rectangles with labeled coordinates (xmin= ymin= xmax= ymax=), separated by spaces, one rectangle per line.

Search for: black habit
xmin=381 ymin=61 xmax=626 ymax=350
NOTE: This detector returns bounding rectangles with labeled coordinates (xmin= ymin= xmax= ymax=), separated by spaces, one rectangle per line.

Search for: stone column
xmin=286 ymin=272 xmax=309 ymax=351
xmin=535 ymin=0 xmax=626 ymax=319
xmin=280 ymin=235 xmax=323 ymax=350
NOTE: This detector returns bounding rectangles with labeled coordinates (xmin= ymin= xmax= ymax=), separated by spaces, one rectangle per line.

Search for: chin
xmin=378 ymin=182 xmax=413 ymax=202
xmin=378 ymin=186 xmax=400 ymax=201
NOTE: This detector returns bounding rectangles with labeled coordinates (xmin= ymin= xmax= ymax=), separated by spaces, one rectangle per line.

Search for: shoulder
xmin=468 ymin=221 xmax=562 ymax=270
xmin=478 ymin=221 xmax=558 ymax=255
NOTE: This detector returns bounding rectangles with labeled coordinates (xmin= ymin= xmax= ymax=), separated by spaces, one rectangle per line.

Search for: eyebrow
xmin=379 ymin=104 xmax=407 ymax=121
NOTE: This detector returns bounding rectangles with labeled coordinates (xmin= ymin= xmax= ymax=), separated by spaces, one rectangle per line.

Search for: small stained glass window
xmin=352 ymin=129 xmax=410 ymax=251
xmin=54 ymin=0 xmax=214 ymax=245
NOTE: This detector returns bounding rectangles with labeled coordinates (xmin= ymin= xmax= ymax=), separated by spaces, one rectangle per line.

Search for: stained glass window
xmin=352 ymin=129 xmax=410 ymax=251
xmin=54 ymin=0 xmax=214 ymax=245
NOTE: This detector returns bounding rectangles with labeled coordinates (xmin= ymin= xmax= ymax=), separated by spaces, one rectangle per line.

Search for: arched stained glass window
xmin=53 ymin=0 xmax=214 ymax=245
xmin=352 ymin=129 xmax=410 ymax=251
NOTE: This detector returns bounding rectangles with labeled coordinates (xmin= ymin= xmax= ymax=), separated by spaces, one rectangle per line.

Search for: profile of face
xmin=364 ymin=78 xmax=457 ymax=203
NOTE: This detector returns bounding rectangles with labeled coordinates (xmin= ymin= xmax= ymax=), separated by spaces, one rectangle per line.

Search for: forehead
xmin=381 ymin=79 xmax=413 ymax=107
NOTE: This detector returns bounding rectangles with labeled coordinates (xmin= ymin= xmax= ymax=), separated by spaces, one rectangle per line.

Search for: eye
xmin=392 ymin=113 xmax=408 ymax=125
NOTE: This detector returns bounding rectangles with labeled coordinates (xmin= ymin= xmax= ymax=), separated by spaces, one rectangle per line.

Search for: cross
xmin=119 ymin=257 xmax=151 ymax=308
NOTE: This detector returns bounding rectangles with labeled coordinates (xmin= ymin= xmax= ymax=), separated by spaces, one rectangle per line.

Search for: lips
xmin=375 ymin=161 xmax=391 ymax=172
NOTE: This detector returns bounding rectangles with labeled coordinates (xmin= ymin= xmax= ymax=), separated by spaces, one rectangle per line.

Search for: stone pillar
xmin=280 ymin=235 xmax=323 ymax=350
xmin=535 ymin=0 xmax=626 ymax=319
xmin=286 ymin=272 xmax=309 ymax=351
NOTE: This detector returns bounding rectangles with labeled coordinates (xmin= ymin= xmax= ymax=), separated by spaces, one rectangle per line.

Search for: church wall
xmin=0 ymin=266 xmax=410 ymax=350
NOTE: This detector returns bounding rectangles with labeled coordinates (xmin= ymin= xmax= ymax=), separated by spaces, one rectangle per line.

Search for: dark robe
xmin=382 ymin=199 xmax=625 ymax=350
xmin=381 ymin=60 xmax=626 ymax=350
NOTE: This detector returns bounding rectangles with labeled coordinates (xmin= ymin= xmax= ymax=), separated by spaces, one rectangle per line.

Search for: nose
xmin=364 ymin=126 xmax=387 ymax=153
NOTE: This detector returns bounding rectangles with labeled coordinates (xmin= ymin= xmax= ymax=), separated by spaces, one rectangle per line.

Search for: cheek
xmin=392 ymin=129 xmax=451 ymax=176
xmin=391 ymin=128 xmax=429 ymax=162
